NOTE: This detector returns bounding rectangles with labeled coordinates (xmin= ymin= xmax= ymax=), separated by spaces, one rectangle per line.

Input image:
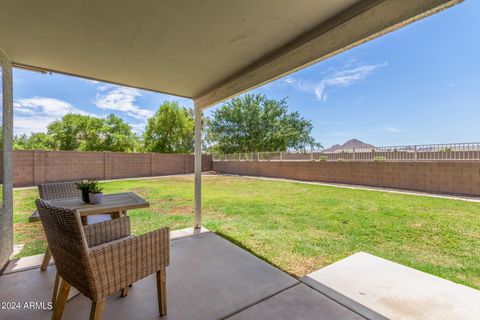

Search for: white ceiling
xmin=0 ymin=0 xmax=361 ymax=98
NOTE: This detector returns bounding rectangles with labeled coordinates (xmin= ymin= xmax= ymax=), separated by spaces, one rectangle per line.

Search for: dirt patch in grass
xmin=168 ymin=205 xmax=193 ymax=215
xmin=14 ymin=222 xmax=44 ymax=242
xmin=149 ymin=198 xmax=193 ymax=215
xmin=286 ymin=256 xmax=332 ymax=277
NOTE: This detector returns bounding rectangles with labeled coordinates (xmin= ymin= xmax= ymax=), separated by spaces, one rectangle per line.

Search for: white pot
xmin=89 ymin=192 xmax=104 ymax=204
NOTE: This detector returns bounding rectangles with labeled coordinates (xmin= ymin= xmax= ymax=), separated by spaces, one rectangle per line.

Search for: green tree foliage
xmin=47 ymin=114 xmax=91 ymax=150
xmin=205 ymin=94 xmax=320 ymax=154
xmin=78 ymin=114 xmax=139 ymax=152
xmin=9 ymin=95 xmax=319 ymax=154
xmin=143 ymin=101 xmax=194 ymax=153
xmin=14 ymin=132 xmax=53 ymax=150
xmin=14 ymin=113 xmax=139 ymax=152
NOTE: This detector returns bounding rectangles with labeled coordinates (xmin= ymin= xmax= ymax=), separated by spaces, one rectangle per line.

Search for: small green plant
xmin=319 ymin=155 xmax=328 ymax=161
xmin=374 ymin=156 xmax=386 ymax=162
xmin=76 ymin=180 xmax=102 ymax=193
xmin=337 ymin=158 xmax=344 ymax=162
xmin=441 ymin=147 xmax=452 ymax=152
xmin=89 ymin=183 xmax=103 ymax=194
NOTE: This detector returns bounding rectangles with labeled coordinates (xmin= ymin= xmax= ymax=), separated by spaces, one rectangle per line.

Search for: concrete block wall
xmin=1 ymin=150 xmax=212 ymax=187
xmin=212 ymin=160 xmax=480 ymax=197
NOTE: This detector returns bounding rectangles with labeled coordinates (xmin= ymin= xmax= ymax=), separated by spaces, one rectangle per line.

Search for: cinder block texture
xmin=213 ymin=161 xmax=480 ymax=197
xmin=0 ymin=151 xmax=212 ymax=187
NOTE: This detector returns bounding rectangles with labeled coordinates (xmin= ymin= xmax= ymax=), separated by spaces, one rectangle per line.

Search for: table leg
xmin=111 ymin=211 xmax=121 ymax=219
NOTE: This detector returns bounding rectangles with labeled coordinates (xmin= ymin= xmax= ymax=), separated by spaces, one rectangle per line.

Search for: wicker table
xmin=45 ymin=192 xmax=149 ymax=219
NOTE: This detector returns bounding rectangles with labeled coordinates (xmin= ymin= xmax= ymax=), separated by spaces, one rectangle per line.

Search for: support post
xmin=0 ymin=48 xmax=13 ymax=271
xmin=194 ymin=103 xmax=202 ymax=229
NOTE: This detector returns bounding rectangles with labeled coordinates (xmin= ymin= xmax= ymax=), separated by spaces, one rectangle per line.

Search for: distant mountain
xmin=323 ymin=139 xmax=375 ymax=152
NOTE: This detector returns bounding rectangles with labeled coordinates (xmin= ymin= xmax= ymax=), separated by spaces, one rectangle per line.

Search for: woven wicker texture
xmin=38 ymin=181 xmax=82 ymax=200
xmin=36 ymin=199 xmax=170 ymax=301
xmin=83 ymin=216 xmax=132 ymax=247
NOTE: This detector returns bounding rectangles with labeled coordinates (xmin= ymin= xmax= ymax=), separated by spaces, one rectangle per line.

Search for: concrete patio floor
xmin=0 ymin=230 xmax=367 ymax=320
xmin=303 ymin=252 xmax=480 ymax=320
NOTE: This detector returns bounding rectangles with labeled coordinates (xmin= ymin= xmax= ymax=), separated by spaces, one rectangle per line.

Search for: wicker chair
xmin=36 ymin=199 xmax=170 ymax=320
xmin=38 ymin=181 xmax=82 ymax=200
xmin=38 ymin=181 xmax=113 ymax=271
xmin=50 ymin=217 xmax=133 ymax=310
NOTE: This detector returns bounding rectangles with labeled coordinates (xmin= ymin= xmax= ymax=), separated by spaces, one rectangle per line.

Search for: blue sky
xmin=9 ymin=0 xmax=480 ymax=149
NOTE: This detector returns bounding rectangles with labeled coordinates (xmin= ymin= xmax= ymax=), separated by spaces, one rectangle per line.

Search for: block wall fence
xmin=4 ymin=151 xmax=480 ymax=196
xmin=2 ymin=150 xmax=212 ymax=187
xmin=213 ymin=160 xmax=480 ymax=197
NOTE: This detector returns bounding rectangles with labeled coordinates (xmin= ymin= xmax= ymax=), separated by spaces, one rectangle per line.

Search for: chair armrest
xmin=83 ymin=216 xmax=131 ymax=247
xmin=88 ymin=227 xmax=170 ymax=299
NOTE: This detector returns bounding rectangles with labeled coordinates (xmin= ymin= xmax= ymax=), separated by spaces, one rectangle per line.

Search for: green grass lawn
xmin=13 ymin=175 xmax=480 ymax=289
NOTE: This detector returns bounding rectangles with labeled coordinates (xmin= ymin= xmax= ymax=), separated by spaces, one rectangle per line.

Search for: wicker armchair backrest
xmin=38 ymin=181 xmax=81 ymax=200
xmin=35 ymin=199 xmax=95 ymax=297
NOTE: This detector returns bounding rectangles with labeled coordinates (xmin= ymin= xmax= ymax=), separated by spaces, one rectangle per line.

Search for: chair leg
xmin=156 ymin=269 xmax=167 ymax=316
xmin=89 ymin=299 xmax=106 ymax=320
xmin=51 ymin=273 xmax=61 ymax=310
xmin=121 ymin=287 xmax=129 ymax=297
xmin=41 ymin=247 xmax=51 ymax=271
xmin=52 ymin=279 xmax=71 ymax=320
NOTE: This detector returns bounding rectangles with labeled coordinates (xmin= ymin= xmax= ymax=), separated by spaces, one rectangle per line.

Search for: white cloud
xmin=286 ymin=63 xmax=387 ymax=102
xmin=94 ymin=86 xmax=154 ymax=119
xmin=81 ymin=79 xmax=100 ymax=85
xmin=130 ymin=122 xmax=147 ymax=134
xmin=14 ymin=97 xmax=90 ymax=134
xmin=283 ymin=77 xmax=296 ymax=84
xmin=15 ymin=97 xmax=87 ymax=116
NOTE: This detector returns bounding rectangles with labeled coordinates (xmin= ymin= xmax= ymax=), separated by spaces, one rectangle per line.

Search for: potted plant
xmin=76 ymin=180 xmax=95 ymax=203
xmin=88 ymin=182 xmax=104 ymax=204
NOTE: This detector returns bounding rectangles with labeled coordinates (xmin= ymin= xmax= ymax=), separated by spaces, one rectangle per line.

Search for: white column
xmin=194 ymin=102 xmax=202 ymax=229
xmin=0 ymin=48 xmax=13 ymax=269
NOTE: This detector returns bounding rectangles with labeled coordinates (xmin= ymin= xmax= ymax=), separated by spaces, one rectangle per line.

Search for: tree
xmin=14 ymin=132 xmax=53 ymax=150
xmin=46 ymin=113 xmax=138 ymax=152
xmin=47 ymin=114 xmax=90 ymax=150
xmin=205 ymin=94 xmax=320 ymax=154
xmin=143 ymin=101 xmax=194 ymax=153
xmin=80 ymin=114 xmax=139 ymax=152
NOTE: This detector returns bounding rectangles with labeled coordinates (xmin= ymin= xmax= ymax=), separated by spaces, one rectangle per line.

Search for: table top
xmin=45 ymin=192 xmax=149 ymax=215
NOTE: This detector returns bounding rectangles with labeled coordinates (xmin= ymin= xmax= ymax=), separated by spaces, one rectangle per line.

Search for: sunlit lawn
xmin=13 ymin=174 xmax=480 ymax=289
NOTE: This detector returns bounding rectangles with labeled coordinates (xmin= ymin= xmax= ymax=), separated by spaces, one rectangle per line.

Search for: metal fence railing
xmin=212 ymin=142 xmax=480 ymax=162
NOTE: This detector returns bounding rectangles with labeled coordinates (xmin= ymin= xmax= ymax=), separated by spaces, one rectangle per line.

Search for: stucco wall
xmin=213 ymin=161 xmax=480 ymax=196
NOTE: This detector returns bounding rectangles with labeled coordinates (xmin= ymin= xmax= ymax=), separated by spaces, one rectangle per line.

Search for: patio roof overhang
xmin=0 ymin=0 xmax=461 ymax=109
xmin=0 ymin=0 xmax=463 ymax=269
